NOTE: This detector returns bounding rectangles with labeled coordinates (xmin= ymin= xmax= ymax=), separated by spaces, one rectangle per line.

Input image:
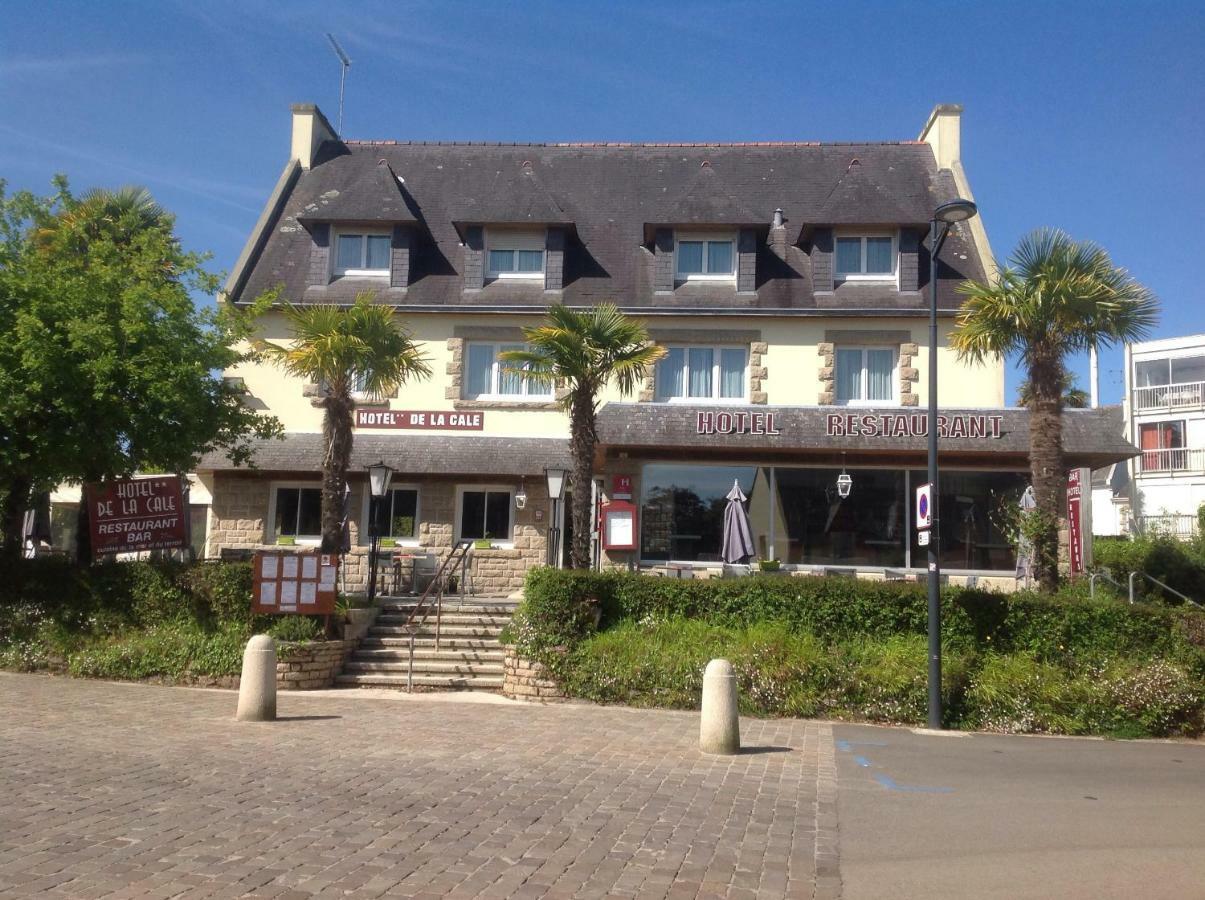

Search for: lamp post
xmin=544 ymin=467 xmax=567 ymax=566
xmin=927 ymin=197 xmax=978 ymax=730
xmin=366 ymin=460 xmax=394 ymax=606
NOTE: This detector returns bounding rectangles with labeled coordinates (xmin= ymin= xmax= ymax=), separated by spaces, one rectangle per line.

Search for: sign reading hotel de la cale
xmin=695 ymin=410 xmax=1006 ymax=440
xmin=84 ymin=475 xmax=188 ymax=560
xmin=355 ymin=408 xmax=485 ymax=431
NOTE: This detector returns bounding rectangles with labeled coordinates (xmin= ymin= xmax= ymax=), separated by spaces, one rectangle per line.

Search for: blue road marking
xmin=873 ymin=773 xmax=955 ymax=794
xmin=853 ymin=755 xmax=872 ymax=768
xmin=836 ymin=740 xmax=888 ymax=752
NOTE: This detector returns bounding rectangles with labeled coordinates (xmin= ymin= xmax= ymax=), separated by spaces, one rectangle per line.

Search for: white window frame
xmin=332 ymin=228 xmax=392 ymax=278
xmin=360 ymin=484 xmax=421 ymax=547
xmin=454 ymin=485 xmax=515 ymax=547
xmin=485 ymin=228 xmax=546 ymax=281
xmin=463 ymin=342 xmax=554 ymax=401
xmin=834 ymin=232 xmax=899 ymax=283
xmin=835 ymin=346 xmax=899 ymax=407
xmin=655 ymin=344 xmax=749 ymax=403
xmin=267 ymin=481 xmax=324 ymax=545
xmin=675 ymin=231 xmax=737 ymax=283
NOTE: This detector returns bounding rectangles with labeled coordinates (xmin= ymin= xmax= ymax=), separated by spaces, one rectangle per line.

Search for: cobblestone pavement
xmin=0 ymin=675 xmax=839 ymax=900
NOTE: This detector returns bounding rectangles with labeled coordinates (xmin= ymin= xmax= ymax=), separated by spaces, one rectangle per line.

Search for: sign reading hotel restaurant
xmin=696 ymin=410 xmax=781 ymax=435
xmin=355 ymin=408 xmax=485 ymax=431
xmin=252 ymin=550 xmax=338 ymax=615
xmin=85 ymin=475 xmax=188 ymax=559
xmin=825 ymin=412 xmax=1004 ymax=439
xmin=1067 ymin=469 xmax=1084 ymax=577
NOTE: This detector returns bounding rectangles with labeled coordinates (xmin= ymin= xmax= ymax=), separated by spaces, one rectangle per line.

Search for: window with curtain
xmin=834 ymin=234 xmax=897 ymax=279
xmin=485 ymin=229 xmax=545 ymax=278
xmin=333 ymin=231 xmax=391 ymax=276
xmin=676 ymin=233 xmax=736 ymax=280
xmin=459 ymin=489 xmax=513 ymax=541
xmin=834 ymin=347 xmax=897 ymax=405
xmin=463 ymin=342 xmax=552 ymax=400
xmin=1139 ymin=421 xmax=1186 ymax=471
xmin=654 ymin=345 xmax=747 ymax=401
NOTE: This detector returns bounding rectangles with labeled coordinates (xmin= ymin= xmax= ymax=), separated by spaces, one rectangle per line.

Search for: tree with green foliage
xmin=952 ymin=228 xmax=1158 ymax=592
xmin=1016 ymin=369 xmax=1090 ymax=409
xmin=500 ymin=304 xmax=665 ymax=569
xmin=0 ymin=178 xmax=282 ymax=565
xmin=257 ymin=295 xmax=431 ymax=553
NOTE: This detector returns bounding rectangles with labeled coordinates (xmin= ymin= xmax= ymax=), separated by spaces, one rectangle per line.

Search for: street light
xmin=366 ymin=460 xmax=394 ymax=606
xmin=927 ymin=197 xmax=978 ymax=730
xmin=544 ymin=467 xmax=567 ymax=566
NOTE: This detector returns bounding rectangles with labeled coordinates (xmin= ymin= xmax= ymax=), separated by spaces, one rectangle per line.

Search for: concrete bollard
xmin=236 ymin=634 xmax=277 ymax=722
xmin=699 ymin=658 xmax=740 ymax=754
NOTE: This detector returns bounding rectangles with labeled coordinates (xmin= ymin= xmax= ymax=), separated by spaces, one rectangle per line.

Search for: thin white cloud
xmin=0 ymin=52 xmax=153 ymax=76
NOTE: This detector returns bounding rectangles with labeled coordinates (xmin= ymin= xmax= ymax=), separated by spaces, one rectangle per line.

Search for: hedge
xmin=1094 ymin=535 xmax=1205 ymax=604
xmin=502 ymin=568 xmax=1205 ymax=736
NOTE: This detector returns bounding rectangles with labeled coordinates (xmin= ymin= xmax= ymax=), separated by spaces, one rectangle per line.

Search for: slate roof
xmin=593 ymin=404 xmax=1138 ymax=470
xmin=233 ymin=140 xmax=985 ymax=313
xmin=295 ymin=158 xmax=416 ymax=225
xmin=197 ymin=433 xmax=571 ymax=476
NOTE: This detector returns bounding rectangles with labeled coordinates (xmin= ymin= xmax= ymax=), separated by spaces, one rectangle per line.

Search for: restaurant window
xmin=655 ymin=346 xmax=747 ymax=401
xmin=273 ymin=486 xmax=323 ymax=540
xmin=464 ymin=342 xmax=553 ymax=400
xmin=640 ymin=464 xmax=759 ymax=562
xmin=371 ymin=487 xmax=420 ymax=541
xmin=676 ymin=232 xmax=736 ymax=281
xmin=333 ymin=230 xmax=391 ymax=277
xmin=486 ymin=229 xmax=545 ymax=279
xmin=772 ymin=468 xmax=906 ymax=567
xmin=1139 ymin=421 xmax=1186 ymax=472
xmin=835 ymin=234 xmax=896 ymax=280
xmin=909 ymin=470 xmax=1027 ymax=571
xmin=458 ymin=488 xmax=513 ymax=542
xmin=835 ymin=347 xmax=896 ymax=405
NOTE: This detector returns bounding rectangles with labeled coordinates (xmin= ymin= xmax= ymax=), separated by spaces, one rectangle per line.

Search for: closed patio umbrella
xmin=721 ymin=480 xmax=755 ymax=564
xmin=1015 ymin=486 xmax=1037 ymax=586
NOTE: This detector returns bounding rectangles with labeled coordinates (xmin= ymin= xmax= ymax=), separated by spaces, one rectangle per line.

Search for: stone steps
xmin=358 ymin=636 xmax=501 ymax=650
xmin=335 ymin=673 xmax=505 ymax=690
xmin=343 ymin=660 xmax=505 ymax=676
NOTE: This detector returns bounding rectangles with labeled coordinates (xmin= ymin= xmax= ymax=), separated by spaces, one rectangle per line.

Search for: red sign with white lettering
xmin=1067 ymin=469 xmax=1084 ymax=577
xmin=85 ymin=475 xmax=188 ymax=560
xmin=612 ymin=474 xmax=633 ymax=499
xmin=355 ymin=409 xmax=485 ymax=430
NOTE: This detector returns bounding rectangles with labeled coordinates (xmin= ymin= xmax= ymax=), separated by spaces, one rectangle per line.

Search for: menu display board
xmin=253 ymin=550 xmax=338 ymax=615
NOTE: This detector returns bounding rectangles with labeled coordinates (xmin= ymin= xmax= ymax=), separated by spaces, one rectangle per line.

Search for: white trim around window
xmin=485 ymin=228 xmax=546 ymax=280
xmin=454 ymin=485 xmax=515 ymax=546
xmin=332 ymin=228 xmax=392 ymax=278
xmin=675 ymin=231 xmax=737 ymax=282
xmin=834 ymin=232 xmax=899 ymax=283
xmin=655 ymin=344 xmax=749 ymax=402
xmin=359 ymin=484 xmax=422 ymax=547
xmin=834 ymin=346 xmax=899 ymax=407
xmin=267 ymin=481 xmax=324 ymax=545
xmin=463 ymin=342 xmax=554 ymax=400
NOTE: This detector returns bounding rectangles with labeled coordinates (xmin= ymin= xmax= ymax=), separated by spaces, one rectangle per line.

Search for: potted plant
xmin=337 ymin=594 xmax=378 ymax=640
xmin=473 ymin=538 xmax=492 ymax=550
xmin=379 ymin=537 xmax=398 ymax=549
xmin=758 ymin=558 xmax=781 ymax=573
xmin=276 ymin=536 xmax=296 ymax=546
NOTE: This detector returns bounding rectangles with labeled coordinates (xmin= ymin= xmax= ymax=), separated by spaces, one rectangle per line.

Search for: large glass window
xmin=676 ymin=233 xmax=736 ymax=279
xmin=640 ymin=464 xmax=758 ymax=562
xmin=655 ymin=346 xmax=747 ymax=401
xmin=372 ymin=488 xmax=420 ymax=539
xmin=1139 ymin=421 xmax=1186 ymax=471
xmin=334 ymin=232 xmax=391 ymax=276
xmin=773 ymin=468 xmax=906 ymax=567
xmin=835 ymin=234 xmax=896 ymax=279
xmin=459 ymin=489 xmax=513 ymax=541
xmin=909 ymin=470 xmax=1028 ymax=571
xmin=835 ymin=347 xmax=896 ymax=405
xmin=274 ymin=487 xmax=322 ymax=538
xmin=464 ymin=342 xmax=552 ymax=400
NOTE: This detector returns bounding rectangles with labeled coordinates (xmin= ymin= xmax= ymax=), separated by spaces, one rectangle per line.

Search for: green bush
xmin=1095 ymin=535 xmax=1205 ymax=604
xmin=68 ymin=621 xmax=249 ymax=681
xmin=267 ymin=615 xmax=323 ymax=643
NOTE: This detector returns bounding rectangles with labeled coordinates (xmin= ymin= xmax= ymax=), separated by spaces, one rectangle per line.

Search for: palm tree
xmin=35 ymin=186 xmax=170 ymax=253
xmin=500 ymin=304 xmax=665 ymax=569
xmin=952 ymin=228 xmax=1157 ymax=591
xmin=1016 ymin=368 xmax=1090 ymax=409
xmin=259 ymin=294 xmax=431 ymax=552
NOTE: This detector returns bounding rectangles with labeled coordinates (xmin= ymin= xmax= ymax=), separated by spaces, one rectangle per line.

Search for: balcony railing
xmin=1138 ymin=447 xmax=1205 ymax=474
xmin=1134 ymin=514 xmax=1200 ymax=540
xmin=1133 ymin=380 xmax=1205 ymax=412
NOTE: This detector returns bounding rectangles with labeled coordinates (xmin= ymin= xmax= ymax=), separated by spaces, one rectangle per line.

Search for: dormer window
xmin=333 ymin=229 xmax=391 ymax=277
xmin=835 ymin=233 xmax=897 ymax=282
xmin=676 ymin=232 xmax=736 ymax=282
xmin=486 ymin=229 xmax=545 ymax=280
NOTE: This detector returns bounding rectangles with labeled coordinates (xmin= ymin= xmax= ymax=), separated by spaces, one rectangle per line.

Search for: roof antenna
xmin=325 ymin=33 xmax=352 ymax=135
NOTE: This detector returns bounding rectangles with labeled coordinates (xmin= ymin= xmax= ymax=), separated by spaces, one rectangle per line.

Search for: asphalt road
xmin=833 ymin=722 xmax=1205 ymax=900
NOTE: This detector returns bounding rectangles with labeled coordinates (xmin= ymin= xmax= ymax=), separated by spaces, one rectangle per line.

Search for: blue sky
xmin=3 ymin=0 xmax=1202 ymax=404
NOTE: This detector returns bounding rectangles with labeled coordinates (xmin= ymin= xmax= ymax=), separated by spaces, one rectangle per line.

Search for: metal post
xmin=927 ymin=217 xmax=944 ymax=730
xmin=366 ymin=495 xmax=379 ymax=607
xmin=406 ymin=623 xmax=417 ymax=693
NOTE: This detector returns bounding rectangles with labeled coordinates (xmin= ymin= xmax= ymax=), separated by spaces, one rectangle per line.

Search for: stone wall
xmin=501 ymin=647 xmax=566 ymax=701
xmin=275 ymin=639 xmax=356 ymax=690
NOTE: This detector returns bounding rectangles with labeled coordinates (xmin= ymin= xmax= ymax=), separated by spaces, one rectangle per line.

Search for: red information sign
xmin=84 ymin=475 xmax=188 ymax=560
xmin=1067 ymin=469 xmax=1084 ymax=577
xmin=612 ymin=474 xmax=633 ymax=500
xmin=355 ymin=408 xmax=485 ymax=430
xmin=252 ymin=551 xmax=338 ymax=615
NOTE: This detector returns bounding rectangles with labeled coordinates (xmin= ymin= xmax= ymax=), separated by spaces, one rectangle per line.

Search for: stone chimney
xmin=290 ymin=103 xmax=338 ymax=171
xmin=768 ymin=208 xmax=788 ymax=261
xmin=918 ymin=103 xmax=962 ymax=170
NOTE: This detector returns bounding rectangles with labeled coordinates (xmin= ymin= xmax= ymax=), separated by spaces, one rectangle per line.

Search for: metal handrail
xmin=1088 ymin=569 xmax=1125 ymax=601
xmin=405 ymin=539 xmax=474 ymax=650
xmin=1128 ymin=570 xmax=1203 ymax=608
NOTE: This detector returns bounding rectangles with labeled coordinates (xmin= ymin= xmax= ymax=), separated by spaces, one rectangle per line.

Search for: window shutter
xmin=307 ymin=223 xmax=331 ymax=286
xmin=390 ymin=225 xmax=412 ymax=288
xmin=463 ymin=226 xmax=485 ymax=290
xmin=544 ymin=227 xmax=566 ymax=292
xmin=899 ymin=228 xmax=920 ymax=292
xmin=653 ymin=228 xmax=674 ymax=293
xmin=811 ymin=228 xmax=834 ymax=293
xmin=737 ymin=228 xmax=756 ymax=293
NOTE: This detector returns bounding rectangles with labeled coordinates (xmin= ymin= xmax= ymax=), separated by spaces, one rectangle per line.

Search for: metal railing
xmin=1133 ymin=380 xmax=1205 ymax=412
xmin=1134 ymin=513 xmax=1200 ymax=539
xmin=1128 ymin=570 xmax=1203 ymax=608
xmin=1137 ymin=447 xmax=1205 ymax=474
xmin=404 ymin=539 xmax=474 ymax=653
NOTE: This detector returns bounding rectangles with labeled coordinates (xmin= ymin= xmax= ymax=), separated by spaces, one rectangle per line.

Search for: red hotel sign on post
xmin=85 ymin=475 xmax=188 ymax=560
xmin=1066 ymin=469 xmax=1084 ymax=577
xmin=355 ymin=408 xmax=485 ymax=430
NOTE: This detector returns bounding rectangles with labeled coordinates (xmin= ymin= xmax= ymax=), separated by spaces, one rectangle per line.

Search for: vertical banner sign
xmin=85 ymin=475 xmax=188 ymax=561
xmin=1066 ymin=469 xmax=1084 ymax=577
xmin=253 ymin=551 xmax=338 ymax=615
